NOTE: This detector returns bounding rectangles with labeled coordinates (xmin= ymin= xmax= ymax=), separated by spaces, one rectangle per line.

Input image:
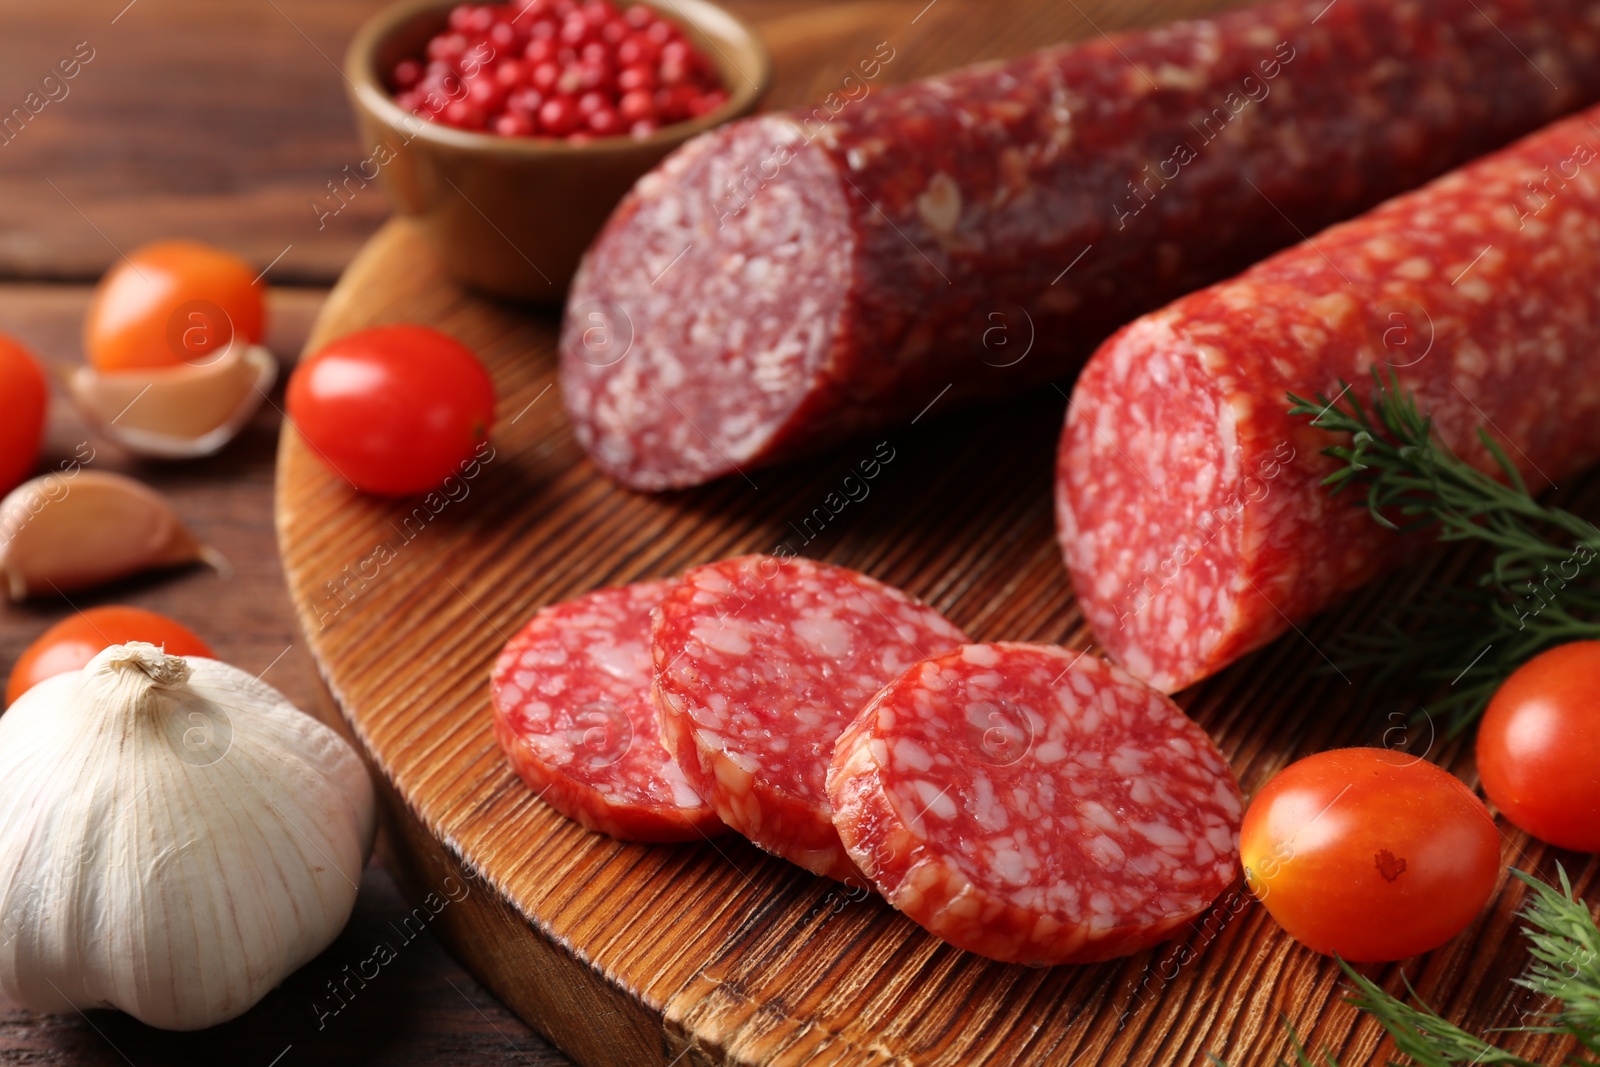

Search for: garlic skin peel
xmin=0 ymin=642 xmax=376 ymax=1030
xmin=68 ymin=345 xmax=277 ymax=460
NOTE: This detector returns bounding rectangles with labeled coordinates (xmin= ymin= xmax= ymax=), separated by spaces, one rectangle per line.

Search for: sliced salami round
xmin=491 ymin=580 xmax=723 ymax=843
xmin=652 ymin=554 xmax=969 ymax=881
xmin=828 ymin=643 xmax=1242 ymax=965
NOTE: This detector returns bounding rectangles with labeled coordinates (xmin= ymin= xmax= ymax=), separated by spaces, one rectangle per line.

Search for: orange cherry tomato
xmin=85 ymin=239 xmax=265 ymax=371
xmin=1477 ymin=641 xmax=1600 ymax=852
xmin=0 ymin=335 xmax=48 ymax=495
xmin=1240 ymin=748 xmax=1501 ymax=962
xmin=5 ymin=606 xmax=214 ymax=708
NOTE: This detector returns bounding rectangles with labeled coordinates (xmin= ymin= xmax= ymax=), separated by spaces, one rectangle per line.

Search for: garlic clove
xmin=0 ymin=471 xmax=226 ymax=601
xmin=0 ymin=642 xmax=376 ymax=1030
xmin=67 ymin=345 xmax=278 ymax=459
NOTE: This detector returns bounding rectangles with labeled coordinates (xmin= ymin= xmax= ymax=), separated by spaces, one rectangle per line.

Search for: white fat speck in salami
xmin=827 ymin=642 xmax=1242 ymax=965
xmin=652 ymin=554 xmax=969 ymax=880
xmin=491 ymin=579 xmax=725 ymax=843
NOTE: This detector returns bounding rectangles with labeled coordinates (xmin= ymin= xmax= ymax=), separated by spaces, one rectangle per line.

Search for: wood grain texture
xmin=272 ymin=1 xmax=1600 ymax=1065
xmin=0 ymin=0 xmax=395 ymax=284
xmin=281 ymin=216 xmax=1600 ymax=1067
xmin=0 ymin=283 xmax=564 ymax=1066
xmin=0 ymin=0 xmax=1131 ymax=286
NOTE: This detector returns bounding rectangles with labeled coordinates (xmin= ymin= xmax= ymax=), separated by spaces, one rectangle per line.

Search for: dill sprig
xmin=1286 ymin=369 xmax=1600 ymax=730
xmin=1509 ymin=869 xmax=1600 ymax=1056
xmin=1338 ymin=966 xmax=1539 ymax=1066
xmin=1217 ymin=867 xmax=1600 ymax=1066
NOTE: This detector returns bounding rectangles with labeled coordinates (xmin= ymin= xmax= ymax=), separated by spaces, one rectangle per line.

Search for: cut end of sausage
xmin=561 ymin=116 xmax=856 ymax=491
xmin=1056 ymin=316 xmax=1250 ymax=693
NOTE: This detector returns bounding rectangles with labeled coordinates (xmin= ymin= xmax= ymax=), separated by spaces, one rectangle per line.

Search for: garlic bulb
xmin=0 ymin=643 xmax=375 ymax=1030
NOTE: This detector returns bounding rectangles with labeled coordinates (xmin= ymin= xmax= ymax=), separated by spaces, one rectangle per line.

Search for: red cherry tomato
xmin=1239 ymin=748 xmax=1502 ymax=961
xmin=6 ymin=606 xmax=214 ymax=708
xmin=0 ymin=335 xmax=48 ymax=496
xmin=85 ymin=239 xmax=266 ymax=372
xmin=286 ymin=324 xmax=496 ymax=496
xmin=1477 ymin=641 xmax=1600 ymax=851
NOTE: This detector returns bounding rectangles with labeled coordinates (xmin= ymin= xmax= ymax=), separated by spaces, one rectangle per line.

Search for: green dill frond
xmin=1338 ymin=962 xmax=1540 ymax=1067
xmin=1224 ymin=869 xmax=1600 ymax=1066
xmin=1288 ymin=370 xmax=1600 ymax=728
xmin=1507 ymin=869 xmax=1600 ymax=1056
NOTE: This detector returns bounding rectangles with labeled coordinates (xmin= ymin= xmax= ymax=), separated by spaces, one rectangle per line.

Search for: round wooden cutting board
xmin=274 ymin=5 xmax=1600 ymax=1066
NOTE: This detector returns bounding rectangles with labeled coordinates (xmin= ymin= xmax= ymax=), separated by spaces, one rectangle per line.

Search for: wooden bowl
xmin=343 ymin=0 xmax=770 ymax=303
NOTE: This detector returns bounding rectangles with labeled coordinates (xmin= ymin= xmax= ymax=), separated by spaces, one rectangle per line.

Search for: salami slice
xmin=1058 ymin=101 xmax=1600 ymax=694
xmin=652 ymin=554 xmax=968 ymax=880
xmin=827 ymin=643 xmax=1242 ymax=965
xmin=491 ymin=580 xmax=723 ymax=842
xmin=562 ymin=0 xmax=1600 ymax=490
